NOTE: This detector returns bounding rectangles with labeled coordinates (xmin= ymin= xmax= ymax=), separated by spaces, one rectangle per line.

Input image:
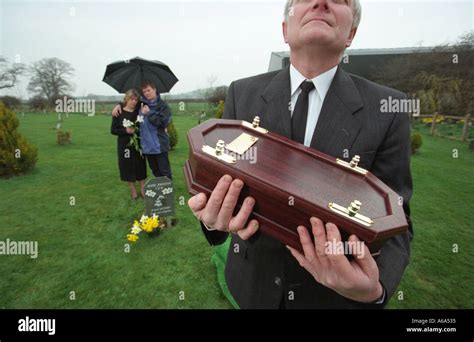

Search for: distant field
xmin=0 ymin=112 xmax=472 ymax=308
xmin=96 ymin=101 xmax=215 ymax=117
xmin=17 ymin=100 xmax=217 ymax=118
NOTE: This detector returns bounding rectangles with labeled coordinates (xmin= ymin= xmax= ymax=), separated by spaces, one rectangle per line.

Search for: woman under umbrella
xmin=111 ymin=89 xmax=147 ymax=199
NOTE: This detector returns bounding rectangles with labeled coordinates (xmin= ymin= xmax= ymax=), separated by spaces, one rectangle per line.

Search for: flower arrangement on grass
xmin=126 ymin=214 xmax=165 ymax=242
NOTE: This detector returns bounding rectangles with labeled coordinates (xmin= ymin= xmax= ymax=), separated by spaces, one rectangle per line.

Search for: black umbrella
xmin=102 ymin=57 xmax=178 ymax=94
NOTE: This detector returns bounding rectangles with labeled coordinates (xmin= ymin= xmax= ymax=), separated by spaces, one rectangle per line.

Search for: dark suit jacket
xmin=200 ymin=65 xmax=413 ymax=309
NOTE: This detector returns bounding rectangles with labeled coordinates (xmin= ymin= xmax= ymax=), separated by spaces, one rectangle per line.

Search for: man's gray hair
xmin=284 ymin=0 xmax=362 ymax=29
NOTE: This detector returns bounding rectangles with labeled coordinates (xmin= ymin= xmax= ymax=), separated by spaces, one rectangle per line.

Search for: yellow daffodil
xmin=126 ymin=214 xmax=164 ymax=241
xmin=141 ymin=220 xmax=154 ymax=233
xmin=127 ymin=234 xmax=139 ymax=242
xmin=149 ymin=216 xmax=159 ymax=229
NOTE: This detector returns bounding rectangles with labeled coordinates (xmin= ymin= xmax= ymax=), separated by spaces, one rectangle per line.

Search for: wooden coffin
xmin=184 ymin=118 xmax=408 ymax=253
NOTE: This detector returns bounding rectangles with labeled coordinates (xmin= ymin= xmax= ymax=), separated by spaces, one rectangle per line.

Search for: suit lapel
xmin=310 ymin=67 xmax=364 ymax=157
xmin=261 ymin=66 xmax=292 ymax=138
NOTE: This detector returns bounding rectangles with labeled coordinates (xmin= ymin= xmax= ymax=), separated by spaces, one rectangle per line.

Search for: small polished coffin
xmin=184 ymin=118 xmax=408 ymax=253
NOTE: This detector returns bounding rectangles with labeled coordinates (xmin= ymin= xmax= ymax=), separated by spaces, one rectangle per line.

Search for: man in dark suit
xmin=188 ymin=0 xmax=413 ymax=308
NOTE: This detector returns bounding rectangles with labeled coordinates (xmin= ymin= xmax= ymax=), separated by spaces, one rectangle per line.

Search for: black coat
xmin=111 ymin=109 xmax=147 ymax=182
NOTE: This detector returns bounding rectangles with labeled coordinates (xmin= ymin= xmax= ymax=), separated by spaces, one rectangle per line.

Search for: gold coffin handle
xmin=202 ymin=140 xmax=236 ymax=164
xmin=242 ymin=116 xmax=268 ymax=134
xmin=328 ymin=201 xmax=374 ymax=227
xmin=336 ymin=155 xmax=368 ymax=175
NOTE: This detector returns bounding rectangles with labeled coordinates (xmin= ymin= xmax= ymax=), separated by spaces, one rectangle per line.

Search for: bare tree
xmin=206 ymin=74 xmax=218 ymax=88
xmin=456 ymin=31 xmax=474 ymax=115
xmin=28 ymin=58 xmax=75 ymax=105
xmin=204 ymin=74 xmax=218 ymax=101
xmin=0 ymin=56 xmax=26 ymax=90
xmin=373 ymin=31 xmax=474 ymax=116
xmin=208 ymin=86 xmax=229 ymax=106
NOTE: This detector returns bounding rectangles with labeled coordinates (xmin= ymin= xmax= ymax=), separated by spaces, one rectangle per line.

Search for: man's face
xmin=283 ymin=0 xmax=357 ymax=52
xmin=142 ymin=86 xmax=157 ymax=101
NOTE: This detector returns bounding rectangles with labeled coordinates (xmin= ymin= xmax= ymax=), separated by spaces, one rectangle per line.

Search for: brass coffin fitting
xmin=242 ymin=116 xmax=269 ymax=134
xmin=328 ymin=200 xmax=374 ymax=227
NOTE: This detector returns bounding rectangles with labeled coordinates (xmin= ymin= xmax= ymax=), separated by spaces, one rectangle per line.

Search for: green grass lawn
xmin=0 ymin=112 xmax=472 ymax=308
xmin=0 ymin=112 xmax=232 ymax=309
xmin=388 ymin=128 xmax=474 ymax=308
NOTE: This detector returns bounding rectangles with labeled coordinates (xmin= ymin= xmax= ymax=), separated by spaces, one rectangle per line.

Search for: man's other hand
xmin=188 ymin=175 xmax=259 ymax=241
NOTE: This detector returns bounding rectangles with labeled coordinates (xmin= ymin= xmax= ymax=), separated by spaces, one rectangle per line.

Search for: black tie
xmin=291 ymin=80 xmax=315 ymax=144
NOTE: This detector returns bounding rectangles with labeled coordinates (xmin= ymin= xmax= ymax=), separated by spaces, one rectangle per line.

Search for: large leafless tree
xmin=27 ymin=57 xmax=75 ymax=104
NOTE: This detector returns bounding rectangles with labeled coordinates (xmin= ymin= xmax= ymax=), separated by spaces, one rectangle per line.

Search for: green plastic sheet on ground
xmin=210 ymin=237 xmax=239 ymax=309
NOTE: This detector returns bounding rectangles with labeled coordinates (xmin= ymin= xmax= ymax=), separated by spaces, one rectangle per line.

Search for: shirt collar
xmin=141 ymin=95 xmax=160 ymax=105
xmin=290 ymin=63 xmax=338 ymax=100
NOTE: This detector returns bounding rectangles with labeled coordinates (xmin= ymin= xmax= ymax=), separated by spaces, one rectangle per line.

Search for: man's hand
xmin=126 ymin=127 xmax=135 ymax=135
xmin=188 ymin=174 xmax=259 ymax=241
xmin=141 ymin=103 xmax=150 ymax=114
xmin=112 ymin=104 xmax=122 ymax=117
xmin=287 ymin=217 xmax=383 ymax=303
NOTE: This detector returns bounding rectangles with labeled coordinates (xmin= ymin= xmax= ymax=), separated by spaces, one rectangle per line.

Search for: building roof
xmin=270 ymin=46 xmax=442 ymax=59
xmin=268 ymin=46 xmax=462 ymax=76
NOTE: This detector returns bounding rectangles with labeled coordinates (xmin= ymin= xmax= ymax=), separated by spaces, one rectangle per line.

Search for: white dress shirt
xmin=289 ymin=64 xmax=338 ymax=147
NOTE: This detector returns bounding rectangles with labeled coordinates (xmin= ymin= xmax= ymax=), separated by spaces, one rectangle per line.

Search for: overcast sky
xmin=0 ymin=0 xmax=472 ymax=98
